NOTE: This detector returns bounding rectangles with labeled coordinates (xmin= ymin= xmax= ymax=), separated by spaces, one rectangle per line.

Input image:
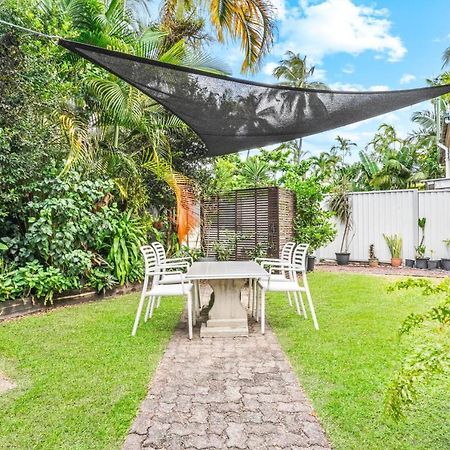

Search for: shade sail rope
xmin=0 ymin=19 xmax=60 ymax=40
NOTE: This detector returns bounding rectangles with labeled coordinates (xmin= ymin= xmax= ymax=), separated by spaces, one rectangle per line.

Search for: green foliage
xmin=383 ymin=234 xmax=403 ymax=259
xmin=212 ymin=231 xmax=251 ymax=261
xmin=384 ymin=278 xmax=450 ymax=420
xmin=285 ymin=165 xmax=336 ymax=252
xmin=0 ymin=261 xmax=75 ymax=304
xmin=175 ymin=245 xmax=204 ymax=262
xmin=86 ymin=267 xmax=117 ymax=294
xmin=101 ymin=211 xmax=147 ymax=284
xmin=247 ymin=243 xmax=268 ymax=260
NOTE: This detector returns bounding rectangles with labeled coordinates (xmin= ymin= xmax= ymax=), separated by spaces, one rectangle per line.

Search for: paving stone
xmin=122 ymin=286 xmax=331 ymax=450
xmin=226 ymin=423 xmax=247 ymax=448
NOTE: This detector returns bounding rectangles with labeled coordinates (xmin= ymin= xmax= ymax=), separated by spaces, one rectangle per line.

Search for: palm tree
xmin=160 ymin=0 xmax=276 ymax=73
xmin=273 ymin=51 xmax=329 ymax=164
xmin=331 ymin=136 xmax=357 ymax=166
xmin=45 ymin=0 xmax=226 ymax=241
xmin=273 ymin=51 xmax=328 ymax=89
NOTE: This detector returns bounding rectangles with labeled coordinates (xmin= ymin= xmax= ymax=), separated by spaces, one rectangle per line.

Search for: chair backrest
xmin=140 ymin=245 xmax=158 ymax=275
xmin=151 ymin=241 xmax=167 ymax=265
xmin=292 ymin=244 xmax=309 ymax=271
xmin=280 ymin=241 xmax=296 ymax=261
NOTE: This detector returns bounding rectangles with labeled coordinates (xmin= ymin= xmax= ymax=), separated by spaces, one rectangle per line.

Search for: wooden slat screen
xmin=202 ymin=187 xmax=295 ymax=260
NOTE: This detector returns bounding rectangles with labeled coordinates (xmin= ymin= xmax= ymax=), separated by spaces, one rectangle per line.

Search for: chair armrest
xmin=255 ymin=257 xmax=281 ymax=264
xmin=158 ymin=262 xmax=190 ymax=271
xmin=167 ymin=256 xmax=193 ymax=265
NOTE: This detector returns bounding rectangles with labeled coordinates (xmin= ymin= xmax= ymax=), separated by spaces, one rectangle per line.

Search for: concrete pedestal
xmin=200 ymin=278 xmax=248 ymax=338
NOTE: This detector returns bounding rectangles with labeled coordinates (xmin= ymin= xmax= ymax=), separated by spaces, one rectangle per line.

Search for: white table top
xmin=185 ymin=261 xmax=268 ymax=280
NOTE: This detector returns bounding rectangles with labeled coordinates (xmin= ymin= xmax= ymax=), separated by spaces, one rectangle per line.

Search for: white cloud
xmin=329 ymin=82 xmax=364 ymax=91
xmin=271 ymin=0 xmax=287 ymax=20
xmin=399 ymin=73 xmax=416 ymax=84
xmin=262 ymin=61 xmax=278 ymax=76
xmin=369 ymin=85 xmax=389 ymax=91
xmin=275 ymin=0 xmax=406 ymax=63
xmin=342 ymin=64 xmax=355 ymax=74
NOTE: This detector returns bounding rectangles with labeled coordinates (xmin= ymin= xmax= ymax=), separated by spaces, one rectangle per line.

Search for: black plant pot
xmin=307 ymin=255 xmax=316 ymax=272
xmin=427 ymin=260 xmax=440 ymax=270
xmin=336 ymin=252 xmax=350 ymax=266
xmin=405 ymin=259 xmax=415 ymax=268
xmin=415 ymin=257 xmax=429 ymax=269
xmin=441 ymin=259 xmax=450 ymax=271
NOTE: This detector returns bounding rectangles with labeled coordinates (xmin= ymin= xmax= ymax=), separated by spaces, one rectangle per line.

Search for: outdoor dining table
xmin=185 ymin=261 xmax=268 ymax=338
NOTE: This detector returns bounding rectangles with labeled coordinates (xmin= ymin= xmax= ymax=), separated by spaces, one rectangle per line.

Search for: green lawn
xmin=0 ymin=294 xmax=183 ymax=450
xmin=267 ymin=272 xmax=450 ymax=450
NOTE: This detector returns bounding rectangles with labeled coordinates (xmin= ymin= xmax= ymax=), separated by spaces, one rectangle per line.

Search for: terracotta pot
xmin=391 ymin=257 xmax=402 ymax=267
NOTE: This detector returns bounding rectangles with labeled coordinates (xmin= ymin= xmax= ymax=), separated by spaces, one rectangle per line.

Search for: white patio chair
xmin=257 ymin=243 xmax=319 ymax=334
xmin=150 ymin=241 xmax=197 ymax=310
xmin=132 ymin=245 xmax=194 ymax=339
xmin=253 ymin=241 xmax=299 ymax=310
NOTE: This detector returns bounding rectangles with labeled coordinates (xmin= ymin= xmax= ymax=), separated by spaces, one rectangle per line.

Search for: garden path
xmin=123 ymin=290 xmax=330 ymax=450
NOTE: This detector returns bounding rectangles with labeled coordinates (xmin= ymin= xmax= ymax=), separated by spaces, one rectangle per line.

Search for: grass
xmin=0 ymin=293 xmax=183 ymax=450
xmin=267 ymin=272 xmax=450 ymax=450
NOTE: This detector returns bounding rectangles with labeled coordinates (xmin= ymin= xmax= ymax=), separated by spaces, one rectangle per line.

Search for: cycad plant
xmin=383 ymin=234 xmax=403 ymax=261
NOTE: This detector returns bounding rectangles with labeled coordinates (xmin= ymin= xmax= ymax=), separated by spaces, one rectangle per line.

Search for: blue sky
xmin=152 ymin=0 xmax=450 ymax=157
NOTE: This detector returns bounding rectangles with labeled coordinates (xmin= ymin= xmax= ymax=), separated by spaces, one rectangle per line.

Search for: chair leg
xmin=260 ymin=289 xmax=266 ymax=335
xmin=156 ymin=296 xmax=161 ymax=308
xmin=287 ymin=292 xmax=293 ymax=307
xmin=132 ymin=294 xmax=146 ymax=336
xmin=187 ymin=291 xmax=193 ymax=340
xmin=302 ymin=272 xmax=319 ymax=330
xmin=297 ymin=291 xmax=308 ymax=318
xmin=132 ymin=277 xmax=149 ymax=336
xmin=248 ymin=278 xmax=252 ymax=309
xmin=148 ymin=295 xmax=157 ymax=319
xmin=292 ymin=291 xmax=301 ymax=315
xmin=144 ymin=295 xmax=154 ymax=322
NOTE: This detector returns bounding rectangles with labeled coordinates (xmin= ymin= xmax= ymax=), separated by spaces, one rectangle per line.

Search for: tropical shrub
xmin=385 ymin=278 xmax=450 ymax=420
xmin=99 ymin=211 xmax=147 ymax=284
xmin=0 ymin=261 xmax=75 ymax=304
xmin=285 ymin=164 xmax=336 ymax=252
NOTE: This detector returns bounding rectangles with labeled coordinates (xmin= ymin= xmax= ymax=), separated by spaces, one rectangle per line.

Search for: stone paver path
xmin=123 ymin=305 xmax=331 ymax=450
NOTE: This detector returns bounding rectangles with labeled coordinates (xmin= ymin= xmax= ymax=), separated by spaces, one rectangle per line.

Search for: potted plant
xmin=427 ymin=250 xmax=440 ymax=270
xmin=328 ymin=181 xmax=352 ymax=266
xmin=368 ymin=244 xmax=379 ymax=267
xmin=383 ymin=234 xmax=402 ymax=267
xmin=415 ymin=217 xmax=428 ymax=269
xmin=441 ymin=239 xmax=450 ymax=271
xmin=405 ymin=258 xmax=415 ymax=268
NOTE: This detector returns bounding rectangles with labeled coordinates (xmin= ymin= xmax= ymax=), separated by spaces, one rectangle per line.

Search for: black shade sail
xmin=60 ymin=39 xmax=450 ymax=157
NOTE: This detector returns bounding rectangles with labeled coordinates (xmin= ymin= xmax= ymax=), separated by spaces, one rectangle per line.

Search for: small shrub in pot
xmin=415 ymin=217 xmax=429 ymax=269
xmin=441 ymin=239 xmax=450 ymax=271
xmin=427 ymin=250 xmax=440 ymax=270
xmin=368 ymin=244 xmax=379 ymax=267
xmin=383 ymin=234 xmax=402 ymax=267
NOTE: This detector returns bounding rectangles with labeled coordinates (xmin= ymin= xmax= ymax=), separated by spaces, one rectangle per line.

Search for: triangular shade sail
xmin=60 ymin=39 xmax=450 ymax=157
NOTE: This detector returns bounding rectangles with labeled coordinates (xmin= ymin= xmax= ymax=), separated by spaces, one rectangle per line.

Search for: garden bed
xmin=0 ymin=283 xmax=141 ymax=322
xmin=316 ymin=260 xmax=448 ymax=278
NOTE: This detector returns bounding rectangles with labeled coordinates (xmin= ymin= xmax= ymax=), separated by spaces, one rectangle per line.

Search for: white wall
xmin=317 ymin=189 xmax=450 ymax=262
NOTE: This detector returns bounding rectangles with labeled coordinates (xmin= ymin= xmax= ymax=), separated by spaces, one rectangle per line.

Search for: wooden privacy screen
xmin=202 ymin=187 xmax=295 ymax=260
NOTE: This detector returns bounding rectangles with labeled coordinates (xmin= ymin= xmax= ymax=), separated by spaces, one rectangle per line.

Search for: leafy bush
xmin=99 ymin=211 xmax=147 ymax=284
xmin=285 ymin=167 xmax=336 ymax=252
xmin=0 ymin=261 xmax=76 ymax=304
xmin=86 ymin=267 xmax=117 ymax=294
xmin=384 ymin=278 xmax=450 ymax=420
